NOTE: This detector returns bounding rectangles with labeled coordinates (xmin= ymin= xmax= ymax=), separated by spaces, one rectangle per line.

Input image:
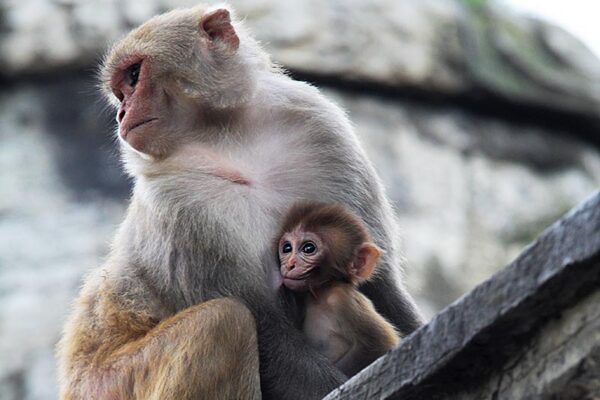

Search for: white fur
xmin=101 ymin=3 xmax=410 ymax=320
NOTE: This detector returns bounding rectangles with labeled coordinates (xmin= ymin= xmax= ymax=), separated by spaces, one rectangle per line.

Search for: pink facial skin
xmin=278 ymin=228 xmax=327 ymax=293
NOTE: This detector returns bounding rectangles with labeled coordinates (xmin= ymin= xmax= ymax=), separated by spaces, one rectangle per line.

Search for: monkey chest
xmin=303 ymin=300 xmax=352 ymax=364
xmin=183 ymin=138 xmax=349 ymax=260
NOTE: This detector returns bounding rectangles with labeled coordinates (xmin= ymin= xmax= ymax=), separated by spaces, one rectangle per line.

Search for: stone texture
xmin=325 ymin=191 xmax=600 ymax=400
xmin=455 ymin=291 xmax=600 ymax=400
xmin=461 ymin=4 xmax=600 ymax=118
xmin=326 ymin=89 xmax=600 ymax=316
xmin=0 ymin=78 xmax=126 ymax=400
xmin=3 ymin=1 xmax=600 ymax=118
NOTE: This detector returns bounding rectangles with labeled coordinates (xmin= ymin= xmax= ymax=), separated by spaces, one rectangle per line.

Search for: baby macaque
xmin=277 ymin=202 xmax=401 ymax=377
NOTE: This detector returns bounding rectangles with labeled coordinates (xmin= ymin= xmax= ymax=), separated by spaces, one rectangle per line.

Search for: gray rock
xmin=2 ymin=1 xmax=600 ymax=118
xmin=0 ymin=80 xmax=125 ymax=400
xmin=329 ymin=90 xmax=600 ymax=316
xmin=325 ymin=191 xmax=600 ymax=400
xmin=461 ymin=3 xmax=600 ymax=118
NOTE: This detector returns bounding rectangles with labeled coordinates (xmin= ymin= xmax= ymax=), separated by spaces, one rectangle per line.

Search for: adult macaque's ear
xmin=351 ymin=243 xmax=382 ymax=280
xmin=200 ymin=8 xmax=240 ymax=50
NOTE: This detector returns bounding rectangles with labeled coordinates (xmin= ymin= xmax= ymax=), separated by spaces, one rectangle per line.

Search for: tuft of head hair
xmin=280 ymin=202 xmax=369 ymax=243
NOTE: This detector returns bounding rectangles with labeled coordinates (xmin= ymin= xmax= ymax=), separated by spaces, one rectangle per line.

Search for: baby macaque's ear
xmin=351 ymin=243 xmax=382 ymax=281
xmin=200 ymin=8 xmax=240 ymax=50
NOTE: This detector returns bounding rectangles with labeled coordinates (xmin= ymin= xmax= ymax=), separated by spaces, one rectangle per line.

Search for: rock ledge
xmin=326 ymin=190 xmax=600 ymax=400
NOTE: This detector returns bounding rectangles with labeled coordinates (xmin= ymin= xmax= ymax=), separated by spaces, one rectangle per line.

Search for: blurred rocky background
xmin=1 ymin=0 xmax=600 ymax=399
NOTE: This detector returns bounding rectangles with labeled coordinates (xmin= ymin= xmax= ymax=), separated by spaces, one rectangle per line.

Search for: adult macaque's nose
xmin=117 ymin=108 xmax=126 ymax=124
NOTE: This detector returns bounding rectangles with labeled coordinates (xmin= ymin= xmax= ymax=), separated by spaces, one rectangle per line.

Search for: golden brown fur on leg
xmin=57 ymin=288 xmax=260 ymax=400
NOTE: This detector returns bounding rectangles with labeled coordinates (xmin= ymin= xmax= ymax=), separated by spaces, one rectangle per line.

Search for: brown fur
xmin=278 ymin=202 xmax=372 ymax=280
xmin=314 ymin=284 xmax=400 ymax=376
xmin=278 ymin=203 xmax=401 ymax=377
xmin=57 ymin=276 xmax=260 ymax=400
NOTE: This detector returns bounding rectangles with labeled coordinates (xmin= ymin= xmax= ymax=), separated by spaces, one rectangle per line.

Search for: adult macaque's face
xmin=102 ymin=7 xmax=244 ymax=161
xmin=111 ymin=58 xmax=158 ymax=154
xmin=108 ymin=55 xmax=204 ymax=159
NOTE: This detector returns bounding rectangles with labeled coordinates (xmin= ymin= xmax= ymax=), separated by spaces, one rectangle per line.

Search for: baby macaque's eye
xmin=126 ymin=62 xmax=141 ymax=87
xmin=282 ymin=242 xmax=292 ymax=254
xmin=301 ymin=242 xmax=316 ymax=254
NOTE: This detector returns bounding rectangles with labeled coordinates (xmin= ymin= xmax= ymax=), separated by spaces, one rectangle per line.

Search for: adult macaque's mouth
xmin=123 ymin=117 xmax=158 ymax=136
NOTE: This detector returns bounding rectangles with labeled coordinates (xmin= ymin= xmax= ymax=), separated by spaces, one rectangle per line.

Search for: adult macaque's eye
xmin=301 ymin=242 xmax=316 ymax=254
xmin=126 ymin=62 xmax=141 ymax=87
xmin=282 ymin=242 xmax=292 ymax=253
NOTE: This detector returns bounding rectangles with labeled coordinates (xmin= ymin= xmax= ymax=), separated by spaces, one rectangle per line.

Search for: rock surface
xmin=0 ymin=77 xmax=126 ymax=400
xmin=4 ymin=0 xmax=600 ymax=119
xmin=326 ymin=88 xmax=600 ymax=316
xmin=1 ymin=1 xmax=600 ymax=399
xmin=325 ymin=191 xmax=600 ymax=399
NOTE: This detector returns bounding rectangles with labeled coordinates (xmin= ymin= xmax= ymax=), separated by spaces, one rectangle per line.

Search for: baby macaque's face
xmin=278 ymin=228 xmax=328 ymax=292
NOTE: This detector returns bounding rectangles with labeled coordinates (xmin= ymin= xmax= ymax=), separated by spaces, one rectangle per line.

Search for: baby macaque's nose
xmin=287 ymin=258 xmax=296 ymax=271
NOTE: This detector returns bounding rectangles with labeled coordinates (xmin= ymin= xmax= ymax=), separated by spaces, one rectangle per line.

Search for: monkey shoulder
xmin=263 ymin=76 xmax=351 ymax=134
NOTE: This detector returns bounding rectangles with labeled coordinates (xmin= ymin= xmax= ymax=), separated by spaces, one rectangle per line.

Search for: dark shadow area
xmin=290 ymin=70 xmax=600 ymax=150
xmin=0 ymin=70 xmax=131 ymax=202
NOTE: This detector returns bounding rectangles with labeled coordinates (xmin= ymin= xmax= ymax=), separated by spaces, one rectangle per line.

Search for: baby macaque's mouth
xmin=282 ymin=277 xmax=309 ymax=291
xmin=284 ymin=276 xmax=306 ymax=281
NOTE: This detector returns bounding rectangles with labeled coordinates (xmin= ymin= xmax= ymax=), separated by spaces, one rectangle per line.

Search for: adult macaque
xmin=57 ymin=4 xmax=422 ymax=400
xmin=278 ymin=202 xmax=401 ymax=377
